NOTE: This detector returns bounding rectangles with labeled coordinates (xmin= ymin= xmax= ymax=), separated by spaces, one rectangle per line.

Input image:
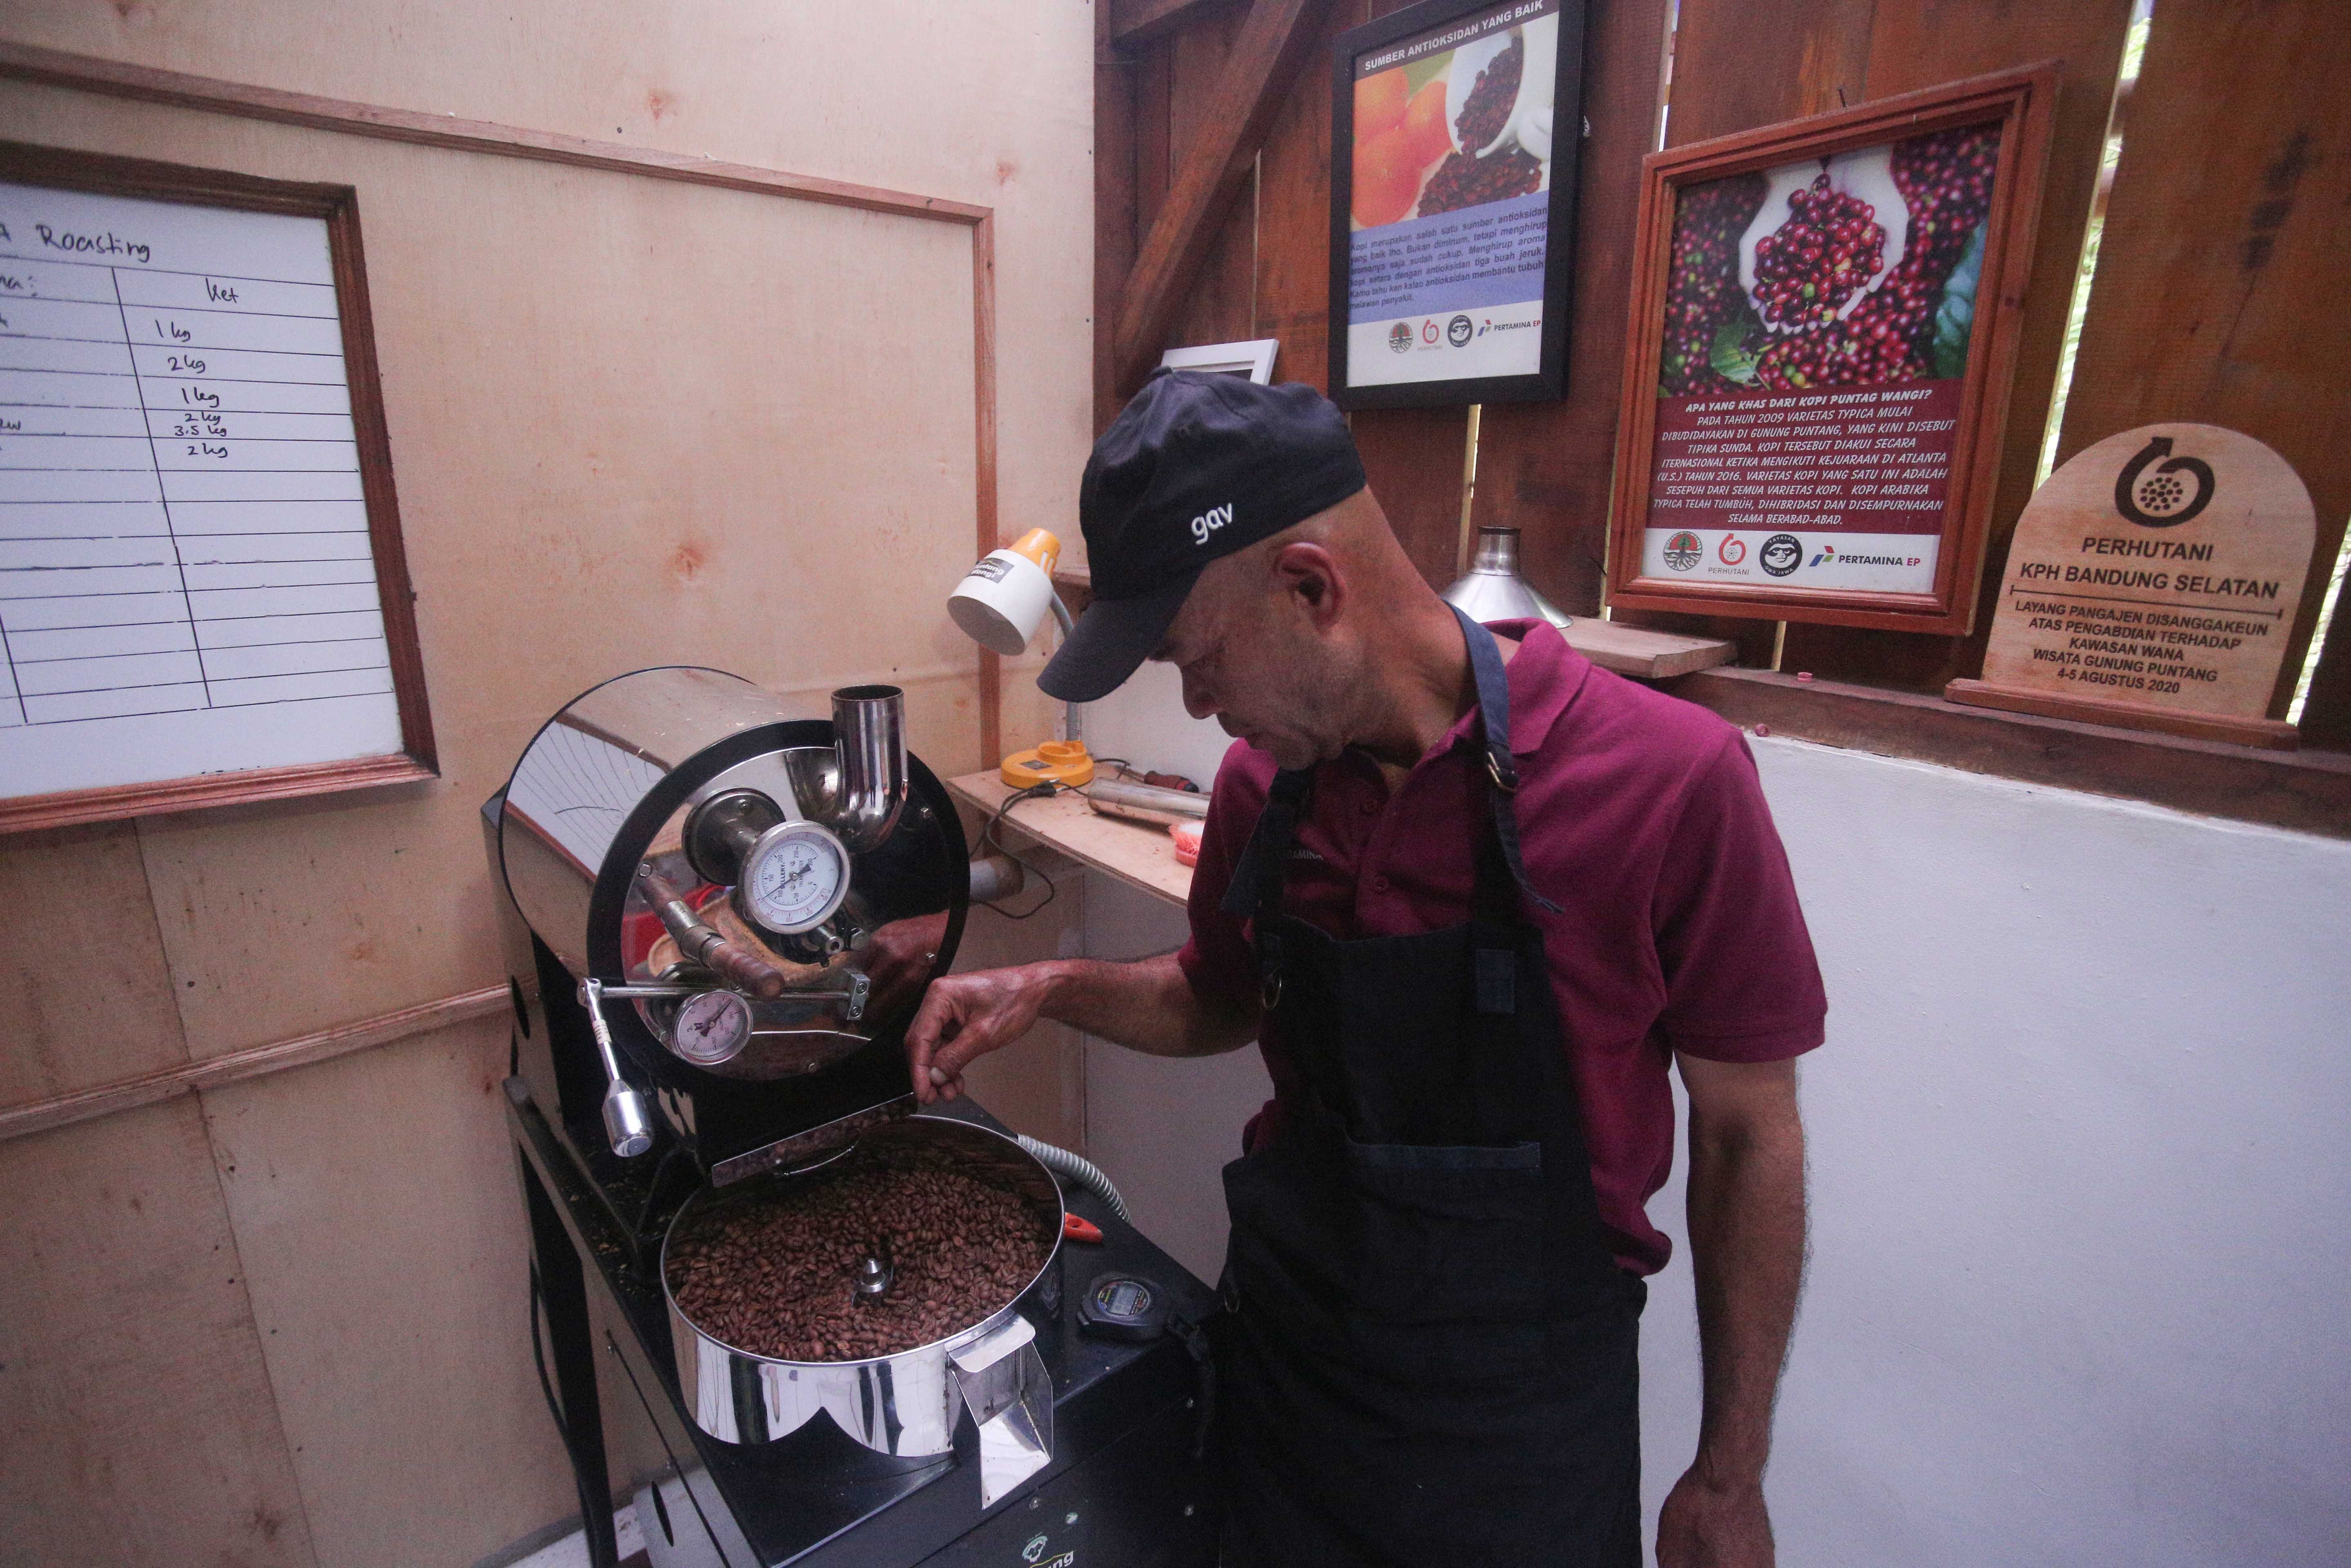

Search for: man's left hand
xmin=1655 ymin=1465 xmax=1773 ymax=1568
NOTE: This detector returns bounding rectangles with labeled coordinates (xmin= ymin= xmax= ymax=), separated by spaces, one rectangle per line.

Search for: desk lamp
xmin=947 ymin=529 xmax=1096 ymax=789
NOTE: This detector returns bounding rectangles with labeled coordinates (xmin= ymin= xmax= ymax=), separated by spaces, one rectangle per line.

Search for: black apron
xmin=1215 ymin=608 xmax=1643 ymax=1567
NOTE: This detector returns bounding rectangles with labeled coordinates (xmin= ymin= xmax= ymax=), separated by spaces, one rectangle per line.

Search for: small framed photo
xmin=1604 ymin=65 xmax=2058 ymax=635
xmin=1159 ymin=338 xmax=1281 ymax=383
xmin=1328 ymin=0 xmax=1587 ymax=409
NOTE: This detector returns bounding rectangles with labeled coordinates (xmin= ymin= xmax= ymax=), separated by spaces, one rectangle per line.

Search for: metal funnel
xmin=1440 ymin=527 xmax=1573 ymax=628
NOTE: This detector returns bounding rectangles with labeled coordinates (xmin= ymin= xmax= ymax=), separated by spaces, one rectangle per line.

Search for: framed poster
xmin=1329 ymin=0 xmax=1586 ymax=409
xmin=1604 ymin=66 xmax=2057 ymax=634
xmin=0 ymin=140 xmax=435 ymax=832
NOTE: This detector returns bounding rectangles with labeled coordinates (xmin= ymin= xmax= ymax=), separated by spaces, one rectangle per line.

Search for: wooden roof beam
xmin=1110 ymin=0 xmax=1239 ymax=49
xmin=1111 ymin=0 xmax=1333 ymax=394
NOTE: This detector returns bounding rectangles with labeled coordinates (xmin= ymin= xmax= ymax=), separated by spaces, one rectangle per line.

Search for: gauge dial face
xmin=740 ymin=820 xmax=850 ymax=934
xmin=671 ymin=989 xmax=753 ymax=1066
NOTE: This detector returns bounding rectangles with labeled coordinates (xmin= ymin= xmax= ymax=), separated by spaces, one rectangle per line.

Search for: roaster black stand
xmin=508 ymin=1078 xmax=1225 ymax=1567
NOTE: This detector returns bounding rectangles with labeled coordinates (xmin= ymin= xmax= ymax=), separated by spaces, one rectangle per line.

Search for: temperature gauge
xmin=738 ymin=819 xmax=851 ymax=934
xmin=670 ymin=988 xmax=754 ymax=1066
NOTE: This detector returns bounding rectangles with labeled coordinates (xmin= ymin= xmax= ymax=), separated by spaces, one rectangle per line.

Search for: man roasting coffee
xmin=905 ymin=370 xmax=1823 ymax=1568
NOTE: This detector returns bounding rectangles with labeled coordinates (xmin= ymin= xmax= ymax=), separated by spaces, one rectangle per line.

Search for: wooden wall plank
xmin=1357 ymin=406 xmax=1472 ymax=588
xmin=1112 ymin=0 xmax=1335 ymax=390
xmin=1659 ymin=0 xmax=1874 ymax=145
xmin=1247 ymin=0 xmax=1359 ymax=391
xmin=0 ymin=1098 xmax=316 ymax=1568
xmin=1776 ymin=0 xmax=2136 ymax=687
xmin=1098 ymin=0 xmax=1143 ymax=430
xmin=1466 ymin=0 xmax=1675 ymax=618
xmin=1115 ymin=0 xmax=1243 ymax=49
xmin=1135 ymin=34 xmax=1176 ymax=239
xmin=2035 ymin=0 xmax=2351 ymax=725
xmin=1167 ymin=7 xmax=1262 ymax=352
xmin=0 ymin=821 xmax=189 ymax=1106
xmin=199 ymin=1015 xmax=578 ymax=1568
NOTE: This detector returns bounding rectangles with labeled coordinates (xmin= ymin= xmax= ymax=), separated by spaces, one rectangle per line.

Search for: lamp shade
xmin=948 ymin=529 xmax=1062 ymax=656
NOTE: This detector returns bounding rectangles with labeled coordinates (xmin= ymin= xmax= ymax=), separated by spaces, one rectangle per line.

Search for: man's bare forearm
xmin=1036 ymin=952 xmax=1259 ymax=1058
xmin=1682 ymin=1078 xmax=1807 ymax=1485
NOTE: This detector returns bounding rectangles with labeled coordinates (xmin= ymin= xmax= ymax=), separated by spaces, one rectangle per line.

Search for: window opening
xmin=1456 ymin=404 xmax=1484 ymax=577
xmin=2287 ymin=528 xmax=2350 ymax=725
xmin=2035 ymin=0 xmax=2155 ymax=486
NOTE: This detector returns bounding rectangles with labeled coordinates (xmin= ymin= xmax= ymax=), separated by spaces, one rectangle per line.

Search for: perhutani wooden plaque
xmin=1947 ymin=423 xmax=2316 ymax=749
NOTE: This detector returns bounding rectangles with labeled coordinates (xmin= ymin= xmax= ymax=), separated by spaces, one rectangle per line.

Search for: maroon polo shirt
xmin=1177 ymin=617 xmax=1825 ymax=1275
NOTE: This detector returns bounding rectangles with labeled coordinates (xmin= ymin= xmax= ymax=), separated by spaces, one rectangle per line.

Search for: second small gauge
xmin=671 ymin=988 xmax=754 ymax=1066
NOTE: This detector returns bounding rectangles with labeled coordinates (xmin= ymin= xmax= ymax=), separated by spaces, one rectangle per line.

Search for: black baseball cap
xmin=1041 ymin=370 xmax=1366 ymax=702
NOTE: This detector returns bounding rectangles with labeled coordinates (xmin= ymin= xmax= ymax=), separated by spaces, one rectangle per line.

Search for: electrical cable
xmin=969 ymin=759 xmax=1192 ymax=920
xmin=972 ymin=782 xmax=1064 ymax=920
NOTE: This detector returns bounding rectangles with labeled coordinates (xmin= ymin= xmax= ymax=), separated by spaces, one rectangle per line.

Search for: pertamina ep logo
xmin=1190 ymin=502 xmax=1235 ymax=546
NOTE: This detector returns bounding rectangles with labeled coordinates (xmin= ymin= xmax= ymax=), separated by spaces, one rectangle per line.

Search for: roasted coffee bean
xmin=666 ymin=1140 xmax=1052 ymax=1363
xmin=1452 ymin=32 xmax=1524 ymax=154
xmin=1415 ymin=146 xmax=1543 ymax=218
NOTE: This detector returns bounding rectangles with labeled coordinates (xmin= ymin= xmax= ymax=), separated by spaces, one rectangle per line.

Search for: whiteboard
xmin=0 ymin=158 xmax=426 ymax=817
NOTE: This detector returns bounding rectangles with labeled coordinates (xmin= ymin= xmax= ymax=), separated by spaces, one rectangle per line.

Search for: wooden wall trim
xmin=1113 ymin=0 xmax=1240 ymax=48
xmin=0 ymin=754 xmax=436 ymax=836
xmin=1665 ymin=666 xmax=2351 ymax=840
xmin=0 ymin=40 xmax=989 ymax=222
xmin=971 ymin=212 xmax=1005 ymax=765
xmin=1111 ymin=0 xmax=1334 ymax=391
xmin=0 ymin=985 xmax=512 ymax=1144
xmin=0 ymin=37 xmax=1008 ymax=778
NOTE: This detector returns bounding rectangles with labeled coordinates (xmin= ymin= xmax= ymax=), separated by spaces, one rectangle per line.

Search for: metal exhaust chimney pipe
xmin=831 ymin=685 xmax=909 ymax=851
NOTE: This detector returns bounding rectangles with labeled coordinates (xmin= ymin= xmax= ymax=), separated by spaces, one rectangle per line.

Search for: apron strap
xmin=1450 ymin=605 xmax=1563 ymax=919
xmin=1223 ymin=766 xmax=1314 ymax=1008
xmin=1220 ymin=610 xmax=1557 ymax=1011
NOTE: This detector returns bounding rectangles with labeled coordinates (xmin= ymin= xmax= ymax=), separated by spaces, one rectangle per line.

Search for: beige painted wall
xmin=0 ymin=4 xmax=1093 ymax=1564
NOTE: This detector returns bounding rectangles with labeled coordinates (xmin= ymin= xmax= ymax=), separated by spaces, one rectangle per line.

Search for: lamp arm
xmin=1044 ymin=591 xmax=1085 ymax=749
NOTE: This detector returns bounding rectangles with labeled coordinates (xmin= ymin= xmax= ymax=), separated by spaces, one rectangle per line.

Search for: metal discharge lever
xmin=636 ymin=862 xmax=789 ymax=999
xmin=578 ymin=978 xmax=655 ymax=1157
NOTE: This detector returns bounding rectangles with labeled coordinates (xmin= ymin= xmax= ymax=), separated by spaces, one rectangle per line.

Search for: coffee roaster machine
xmin=488 ymin=667 xmax=1221 ymax=1567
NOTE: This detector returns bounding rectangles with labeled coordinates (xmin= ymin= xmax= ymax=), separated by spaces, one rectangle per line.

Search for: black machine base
xmin=508 ymin=1077 xmax=1225 ymax=1567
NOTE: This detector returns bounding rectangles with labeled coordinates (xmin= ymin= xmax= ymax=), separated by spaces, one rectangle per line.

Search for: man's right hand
xmin=903 ymin=962 xmax=1059 ymax=1103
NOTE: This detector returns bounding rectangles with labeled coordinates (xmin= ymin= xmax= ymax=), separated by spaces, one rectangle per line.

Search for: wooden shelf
xmin=1665 ymin=666 xmax=2351 ymax=840
xmin=949 ymin=771 xmax=1194 ymax=908
xmin=1559 ymin=617 xmax=1737 ymax=679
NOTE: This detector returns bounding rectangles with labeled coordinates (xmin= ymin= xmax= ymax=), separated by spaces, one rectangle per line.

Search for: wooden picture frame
xmin=1329 ymin=0 xmax=1588 ymax=410
xmin=1604 ymin=65 xmax=2058 ymax=635
xmin=0 ymin=140 xmax=435 ymax=832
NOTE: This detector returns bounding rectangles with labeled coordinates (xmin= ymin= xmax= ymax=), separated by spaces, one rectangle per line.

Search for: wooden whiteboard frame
xmin=0 ymin=138 xmax=435 ymax=831
xmin=0 ymin=40 xmax=1007 ymax=827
